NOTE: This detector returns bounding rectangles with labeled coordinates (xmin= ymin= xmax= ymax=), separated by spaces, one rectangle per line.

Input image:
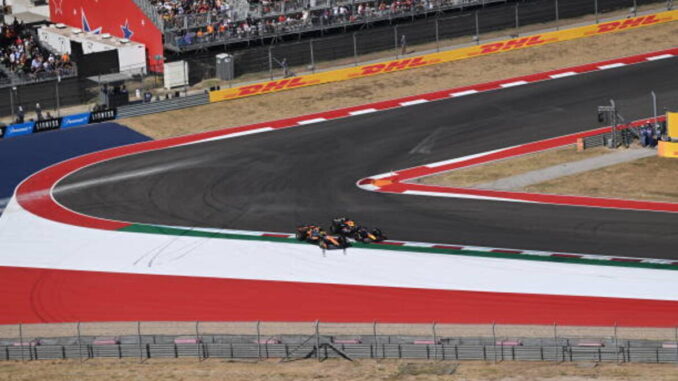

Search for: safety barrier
xmin=89 ymin=109 xmax=118 ymax=124
xmin=2 ymin=321 xmax=678 ymax=363
xmin=658 ymin=141 xmax=678 ymax=157
xmin=0 ymin=109 xmax=117 ymax=140
xmin=116 ymin=93 xmax=210 ymax=119
xmin=3 ymin=334 xmax=678 ymax=363
xmin=209 ymin=9 xmax=678 ymax=103
xmin=657 ymin=112 xmax=678 ymax=158
xmin=0 ymin=93 xmax=208 ymax=141
xmin=579 ymin=131 xmax=623 ymax=150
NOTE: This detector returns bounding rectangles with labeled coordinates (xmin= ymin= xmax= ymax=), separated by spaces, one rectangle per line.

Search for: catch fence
xmin=2 ymin=321 xmax=678 ymax=363
xmin=181 ymin=0 xmax=672 ymax=81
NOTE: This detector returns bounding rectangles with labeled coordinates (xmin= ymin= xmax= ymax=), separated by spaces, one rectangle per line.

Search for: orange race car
xmin=296 ymin=225 xmax=350 ymax=250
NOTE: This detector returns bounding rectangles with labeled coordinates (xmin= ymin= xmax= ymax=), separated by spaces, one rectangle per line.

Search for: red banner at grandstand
xmin=49 ymin=0 xmax=163 ymax=71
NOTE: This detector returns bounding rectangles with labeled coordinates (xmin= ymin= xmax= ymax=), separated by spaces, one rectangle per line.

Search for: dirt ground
xmin=417 ymin=146 xmax=610 ymax=188
xmin=525 ymin=154 xmax=678 ymax=202
xmin=2 ymin=359 xmax=678 ymax=381
xmin=418 ymin=144 xmax=678 ymax=203
xmin=122 ymin=21 xmax=678 ymax=139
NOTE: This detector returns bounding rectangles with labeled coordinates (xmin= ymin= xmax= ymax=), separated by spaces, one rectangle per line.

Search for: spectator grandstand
xmin=156 ymin=0 xmax=501 ymax=49
xmin=0 ymin=18 xmax=75 ymax=83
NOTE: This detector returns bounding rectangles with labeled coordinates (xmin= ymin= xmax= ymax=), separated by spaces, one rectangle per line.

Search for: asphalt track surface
xmin=55 ymin=58 xmax=678 ymax=258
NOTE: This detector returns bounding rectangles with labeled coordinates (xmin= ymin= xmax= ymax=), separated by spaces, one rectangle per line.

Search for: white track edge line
xmin=179 ymin=127 xmax=274 ymax=146
xmin=348 ymin=108 xmax=378 ymax=115
xmin=500 ymin=80 xmax=528 ymax=88
xmin=646 ymin=54 xmax=673 ymax=61
xmin=400 ymin=99 xmax=429 ymax=106
xmin=598 ymin=63 xmax=626 ymax=70
xmin=297 ymin=118 xmax=327 ymax=125
xmin=550 ymin=71 xmax=577 ymax=79
xmin=450 ymin=90 xmax=479 ymax=97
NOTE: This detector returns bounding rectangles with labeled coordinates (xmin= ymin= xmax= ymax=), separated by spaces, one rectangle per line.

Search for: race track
xmin=54 ymin=57 xmax=678 ymax=258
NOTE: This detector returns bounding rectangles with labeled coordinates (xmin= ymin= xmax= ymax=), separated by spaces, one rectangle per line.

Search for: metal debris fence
xmin=1 ymin=321 xmax=677 ymax=363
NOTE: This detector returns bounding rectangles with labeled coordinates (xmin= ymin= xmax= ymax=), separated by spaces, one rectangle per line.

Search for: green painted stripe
xmin=118 ymin=224 xmax=678 ymax=271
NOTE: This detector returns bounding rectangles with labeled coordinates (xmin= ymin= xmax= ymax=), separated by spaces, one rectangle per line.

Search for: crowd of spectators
xmin=639 ymin=122 xmax=667 ymax=148
xmin=0 ymin=19 xmax=74 ymax=81
xmin=156 ymin=0 xmax=464 ymax=46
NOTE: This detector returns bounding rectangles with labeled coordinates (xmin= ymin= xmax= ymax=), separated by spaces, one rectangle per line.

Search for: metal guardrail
xmin=581 ymin=131 xmax=622 ymax=149
xmin=0 ymin=66 xmax=78 ymax=89
xmin=116 ymin=93 xmax=210 ymax=119
xmin=130 ymin=0 xmax=165 ymax=31
xmin=3 ymin=335 xmax=678 ymax=363
xmin=2 ymin=322 xmax=678 ymax=363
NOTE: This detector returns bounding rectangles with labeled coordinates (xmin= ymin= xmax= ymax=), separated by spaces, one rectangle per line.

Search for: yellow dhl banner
xmin=658 ymin=141 xmax=678 ymax=158
xmin=667 ymin=112 xmax=678 ymax=139
xmin=210 ymin=10 xmax=678 ymax=103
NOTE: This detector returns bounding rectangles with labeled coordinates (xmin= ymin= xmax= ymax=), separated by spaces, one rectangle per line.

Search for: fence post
xmin=9 ymin=87 xmax=15 ymax=117
xmin=594 ymin=0 xmax=599 ymax=24
xmin=555 ymin=0 xmax=559 ymax=30
xmin=475 ymin=11 xmax=480 ymax=44
xmin=195 ymin=321 xmax=201 ymax=361
xmin=18 ymin=323 xmax=24 ymax=362
xmin=553 ymin=322 xmax=558 ymax=362
xmin=137 ymin=321 xmax=144 ymax=363
xmin=315 ymin=320 xmax=321 ymax=361
xmin=626 ymin=340 xmax=631 ymax=363
xmin=55 ymin=75 xmax=61 ymax=117
xmin=669 ymin=0 xmax=674 ymax=11
xmin=256 ymin=321 xmax=262 ymax=361
xmin=373 ymin=321 xmax=378 ymax=358
xmin=310 ymin=39 xmax=315 ymax=73
xmin=393 ymin=25 xmax=398 ymax=58
xmin=633 ymin=0 xmax=637 ymax=16
xmin=435 ymin=19 xmax=440 ymax=52
xmin=432 ymin=322 xmax=438 ymax=360
xmin=492 ymin=322 xmax=497 ymax=363
xmin=614 ymin=322 xmax=619 ymax=364
xmin=268 ymin=47 xmax=273 ymax=80
xmin=77 ymin=321 xmax=83 ymax=363
xmin=514 ymin=4 xmax=519 ymax=36
xmin=353 ymin=33 xmax=358 ymax=66
xmin=650 ymin=91 xmax=659 ymax=127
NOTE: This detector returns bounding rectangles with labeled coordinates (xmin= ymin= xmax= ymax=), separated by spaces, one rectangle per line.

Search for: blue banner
xmin=5 ymin=122 xmax=36 ymax=138
xmin=61 ymin=112 xmax=92 ymax=129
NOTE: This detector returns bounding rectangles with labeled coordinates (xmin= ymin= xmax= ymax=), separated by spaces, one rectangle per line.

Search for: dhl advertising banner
xmin=210 ymin=10 xmax=678 ymax=103
xmin=658 ymin=141 xmax=678 ymax=158
xmin=658 ymin=112 xmax=678 ymax=158
xmin=667 ymin=112 xmax=678 ymax=139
